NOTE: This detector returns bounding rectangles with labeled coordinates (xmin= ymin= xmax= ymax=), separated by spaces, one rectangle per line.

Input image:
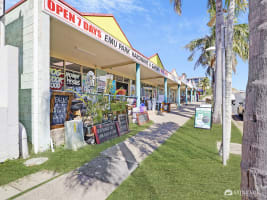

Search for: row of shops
xmin=3 ymin=0 xmax=198 ymax=154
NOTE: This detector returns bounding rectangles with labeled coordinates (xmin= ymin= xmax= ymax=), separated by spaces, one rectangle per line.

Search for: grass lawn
xmin=0 ymin=121 xmax=153 ymax=186
xmin=108 ymin=118 xmax=243 ymax=200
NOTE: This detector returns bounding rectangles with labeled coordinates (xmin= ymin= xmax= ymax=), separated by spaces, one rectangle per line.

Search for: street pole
xmin=221 ymin=24 xmax=227 ymax=165
xmin=0 ymin=0 xmax=5 ymax=47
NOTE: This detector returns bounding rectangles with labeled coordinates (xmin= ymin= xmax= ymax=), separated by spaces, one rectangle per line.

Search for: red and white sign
xmin=42 ymin=0 xmax=179 ymax=84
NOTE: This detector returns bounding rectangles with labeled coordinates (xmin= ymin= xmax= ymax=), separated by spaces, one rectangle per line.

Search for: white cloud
xmin=66 ymin=0 xmax=146 ymax=14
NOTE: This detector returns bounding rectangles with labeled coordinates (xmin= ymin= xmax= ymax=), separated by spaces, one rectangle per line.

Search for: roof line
xmin=81 ymin=13 xmax=114 ymax=17
xmin=5 ymin=0 xmax=27 ymax=14
xmin=149 ymin=53 xmax=166 ymax=69
xmin=148 ymin=53 xmax=158 ymax=59
xmin=132 ymin=48 xmax=149 ymax=60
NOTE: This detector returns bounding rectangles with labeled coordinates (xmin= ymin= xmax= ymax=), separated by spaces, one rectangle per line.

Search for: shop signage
xmin=65 ymin=71 xmax=81 ymax=87
xmin=194 ymin=107 xmax=212 ymax=129
xmin=42 ymin=0 xmax=179 ymax=84
xmin=50 ymin=92 xmax=73 ymax=129
xmin=136 ymin=112 xmax=150 ymax=126
xmin=50 ymin=68 xmax=64 ymax=90
xmin=0 ymin=0 xmax=4 ymax=18
xmin=118 ymin=114 xmax=129 ymax=135
xmin=92 ymin=122 xmax=120 ymax=144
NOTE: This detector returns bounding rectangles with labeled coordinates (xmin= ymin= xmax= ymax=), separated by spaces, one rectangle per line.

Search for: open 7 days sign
xmin=42 ymin=0 xmax=178 ymax=83
xmin=0 ymin=0 xmax=4 ymax=18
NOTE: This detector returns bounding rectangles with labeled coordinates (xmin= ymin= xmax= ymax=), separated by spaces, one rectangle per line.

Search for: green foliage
xmin=108 ymin=118 xmax=243 ymax=200
xmin=0 ymin=121 xmax=153 ymax=186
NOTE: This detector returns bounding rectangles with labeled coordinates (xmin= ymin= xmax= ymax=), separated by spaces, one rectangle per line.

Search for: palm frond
xmin=170 ymin=0 xmax=182 ymax=15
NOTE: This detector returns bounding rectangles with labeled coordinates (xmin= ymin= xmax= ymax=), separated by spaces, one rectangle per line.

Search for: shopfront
xmin=4 ymin=0 xmax=194 ymax=153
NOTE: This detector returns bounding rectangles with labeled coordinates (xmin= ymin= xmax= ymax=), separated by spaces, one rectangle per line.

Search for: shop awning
xmin=47 ymin=0 xmax=180 ymax=88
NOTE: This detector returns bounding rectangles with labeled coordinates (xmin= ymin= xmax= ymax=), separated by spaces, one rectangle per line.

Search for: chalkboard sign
xmin=118 ymin=114 xmax=129 ymax=136
xmin=136 ymin=112 xmax=150 ymax=126
xmin=50 ymin=92 xmax=73 ymax=129
xmin=92 ymin=122 xmax=120 ymax=144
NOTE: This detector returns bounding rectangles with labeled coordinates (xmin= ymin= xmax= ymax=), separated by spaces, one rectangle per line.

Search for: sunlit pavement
xmin=14 ymin=103 xmax=198 ymax=200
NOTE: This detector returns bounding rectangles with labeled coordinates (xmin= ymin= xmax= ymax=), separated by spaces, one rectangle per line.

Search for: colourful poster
xmin=194 ymin=107 xmax=212 ymax=129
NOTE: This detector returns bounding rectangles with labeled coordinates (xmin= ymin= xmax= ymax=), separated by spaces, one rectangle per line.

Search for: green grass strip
xmin=108 ymin=118 xmax=242 ymax=200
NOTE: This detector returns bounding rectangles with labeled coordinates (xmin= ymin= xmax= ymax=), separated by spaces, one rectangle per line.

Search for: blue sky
xmin=6 ymin=0 xmax=248 ymax=90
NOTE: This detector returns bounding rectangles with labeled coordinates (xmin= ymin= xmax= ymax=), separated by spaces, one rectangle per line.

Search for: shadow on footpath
xmin=63 ymin=121 xmax=180 ymax=193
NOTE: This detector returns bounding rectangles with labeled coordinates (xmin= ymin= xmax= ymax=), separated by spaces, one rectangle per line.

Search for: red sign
xmin=43 ymin=0 xmax=102 ymax=39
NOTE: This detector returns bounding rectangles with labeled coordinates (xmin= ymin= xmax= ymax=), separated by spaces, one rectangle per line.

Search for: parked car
xmin=237 ymin=102 xmax=245 ymax=119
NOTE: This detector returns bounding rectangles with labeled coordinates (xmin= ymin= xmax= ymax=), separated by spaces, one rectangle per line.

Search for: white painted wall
xmin=0 ymin=45 xmax=19 ymax=162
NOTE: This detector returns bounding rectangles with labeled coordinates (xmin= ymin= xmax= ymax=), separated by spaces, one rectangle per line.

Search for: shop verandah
xmin=3 ymin=0 xmax=198 ymax=154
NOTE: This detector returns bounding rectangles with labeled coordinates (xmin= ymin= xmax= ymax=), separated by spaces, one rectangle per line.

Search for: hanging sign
xmin=0 ymin=0 xmax=4 ymax=18
xmin=194 ymin=107 xmax=212 ymax=129
xmin=42 ymin=0 xmax=178 ymax=83
xmin=65 ymin=71 xmax=81 ymax=87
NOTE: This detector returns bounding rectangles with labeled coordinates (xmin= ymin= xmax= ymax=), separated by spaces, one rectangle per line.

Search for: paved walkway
xmin=216 ymin=142 xmax=242 ymax=155
xmin=13 ymin=104 xmax=197 ymax=200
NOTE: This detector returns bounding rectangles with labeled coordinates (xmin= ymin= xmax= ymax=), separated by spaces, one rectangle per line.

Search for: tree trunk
xmin=213 ymin=0 xmax=224 ymax=124
xmin=223 ymin=0 xmax=235 ymax=165
xmin=241 ymin=1 xmax=267 ymax=199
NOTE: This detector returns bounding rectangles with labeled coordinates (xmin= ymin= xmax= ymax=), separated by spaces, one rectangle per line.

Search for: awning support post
xmin=190 ymin=89 xmax=193 ymax=103
xmin=185 ymin=86 xmax=188 ymax=104
xmin=164 ymin=78 xmax=167 ymax=103
xmin=177 ymin=84 xmax=181 ymax=107
xmin=136 ymin=63 xmax=141 ymax=107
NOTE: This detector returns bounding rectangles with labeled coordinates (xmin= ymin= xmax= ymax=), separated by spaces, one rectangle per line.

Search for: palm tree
xmin=199 ymin=77 xmax=210 ymax=95
xmin=170 ymin=0 xmax=182 ymax=15
xmin=213 ymin=0 xmax=224 ymax=124
xmin=241 ymin=1 xmax=267 ymax=199
xmin=185 ymin=24 xmax=248 ymax=92
xmin=170 ymin=0 xmax=247 ymax=125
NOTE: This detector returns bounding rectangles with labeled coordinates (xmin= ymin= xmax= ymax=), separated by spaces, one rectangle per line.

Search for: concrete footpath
xmin=14 ymin=104 xmax=197 ymax=200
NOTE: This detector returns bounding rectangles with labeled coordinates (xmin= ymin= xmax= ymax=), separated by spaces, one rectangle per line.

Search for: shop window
xmin=83 ymin=66 xmax=96 ymax=94
xmin=50 ymin=57 xmax=64 ymax=91
xmin=124 ymin=78 xmax=129 ymax=83
xmin=65 ymin=62 xmax=82 ymax=94
xmin=115 ymin=75 xmax=123 ymax=82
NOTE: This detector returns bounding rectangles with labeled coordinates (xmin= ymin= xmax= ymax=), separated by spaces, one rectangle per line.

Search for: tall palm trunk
xmin=223 ymin=0 xmax=235 ymax=165
xmin=213 ymin=0 xmax=224 ymax=124
xmin=241 ymin=1 xmax=267 ymax=199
